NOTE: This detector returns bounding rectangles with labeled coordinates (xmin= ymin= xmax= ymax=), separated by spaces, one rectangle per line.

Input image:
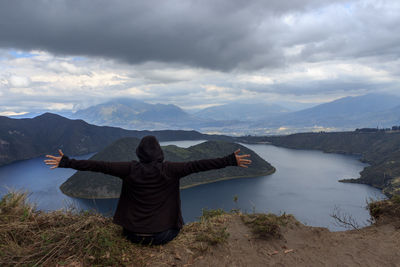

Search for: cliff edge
xmin=1 ymin=192 xmax=400 ymax=266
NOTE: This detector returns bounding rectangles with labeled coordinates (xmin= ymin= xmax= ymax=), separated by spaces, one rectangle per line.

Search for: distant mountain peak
xmin=255 ymin=93 xmax=400 ymax=130
xmin=34 ymin=112 xmax=66 ymax=120
xmin=194 ymin=102 xmax=289 ymax=121
xmin=72 ymin=98 xmax=195 ymax=130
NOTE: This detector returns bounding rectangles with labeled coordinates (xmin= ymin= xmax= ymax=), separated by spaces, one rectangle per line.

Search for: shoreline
xmin=245 ymin=141 xmax=394 ymax=198
xmin=179 ymin=168 xmax=276 ymax=190
xmin=60 ymin=168 xmax=276 ymax=199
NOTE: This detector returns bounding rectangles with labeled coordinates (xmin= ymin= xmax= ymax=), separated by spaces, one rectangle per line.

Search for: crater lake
xmin=0 ymin=140 xmax=386 ymax=231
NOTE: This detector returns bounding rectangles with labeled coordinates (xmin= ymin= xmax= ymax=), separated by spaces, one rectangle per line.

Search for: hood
xmin=136 ymin=135 xmax=164 ymax=163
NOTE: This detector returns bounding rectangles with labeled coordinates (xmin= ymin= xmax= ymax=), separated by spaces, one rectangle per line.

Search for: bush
xmin=368 ymin=196 xmax=400 ymax=224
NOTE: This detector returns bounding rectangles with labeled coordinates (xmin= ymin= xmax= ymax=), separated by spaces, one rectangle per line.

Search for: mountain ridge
xmin=194 ymin=102 xmax=290 ymax=121
xmin=72 ymin=98 xmax=205 ymax=130
xmin=0 ymin=113 xmax=232 ymax=167
xmin=256 ymin=93 xmax=400 ymax=130
xmin=6 ymin=93 xmax=400 ymax=135
xmin=70 ymin=93 xmax=400 ymax=134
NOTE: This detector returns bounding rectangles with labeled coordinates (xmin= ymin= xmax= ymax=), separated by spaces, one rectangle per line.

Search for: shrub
xmin=368 ymin=196 xmax=400 ymax=224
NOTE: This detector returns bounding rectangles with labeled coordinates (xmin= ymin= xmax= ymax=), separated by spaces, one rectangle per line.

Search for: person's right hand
xmin=234 ymin=149 xmax=251 ymax=168
xmin=44 ymin=149 xmax=64 ymax=169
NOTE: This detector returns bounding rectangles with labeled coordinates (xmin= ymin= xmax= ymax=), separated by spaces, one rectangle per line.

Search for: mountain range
xmin=0 ymin=113 xmax=231 ymax=166
xmin=71 ymin=98 xmax=204 ymax=130
xmin=193 ymin=102 xmax=290 ymax=121
xmin=255 ymin=93 xmax=400 ymax=130
xmin=5 ymin=93 xmax=400 ymax=135
xmin=67 ymin=93 xmax=400 ymax=134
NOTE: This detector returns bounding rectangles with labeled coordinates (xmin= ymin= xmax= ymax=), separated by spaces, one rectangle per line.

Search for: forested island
xmin=238 ymin=131 xmax=400 ymax=197
xmin=60 ymin=138 xmax=275 ymax=198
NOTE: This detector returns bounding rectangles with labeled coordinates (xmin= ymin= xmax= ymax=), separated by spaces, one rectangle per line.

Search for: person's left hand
xmin=234 ymin=149 xmax=251 ymax=168
xmin=44 ymin=149 xmax=64 ymax=169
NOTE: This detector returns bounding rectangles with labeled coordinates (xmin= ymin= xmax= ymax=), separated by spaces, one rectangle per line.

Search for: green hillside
xmin=60 ymin=138 xmax=275 ymax=198
xmin=0 ymin=113 xmax=232 ymax=167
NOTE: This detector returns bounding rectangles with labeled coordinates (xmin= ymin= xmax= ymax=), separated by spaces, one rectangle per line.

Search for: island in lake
xmin=60 ymin=138 xmax=275 ymax=198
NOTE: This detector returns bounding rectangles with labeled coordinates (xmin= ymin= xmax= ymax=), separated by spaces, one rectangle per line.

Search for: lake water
xmin=0 ymin=140 xmax=386 ymax=231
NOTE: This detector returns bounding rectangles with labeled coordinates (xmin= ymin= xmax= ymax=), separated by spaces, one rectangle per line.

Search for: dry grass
xmin=0 ymin=191 xmax=232 ymax=266
xmin=0 ymin=191 xmax=152 ymax=266
xmin=368 ymin=195 xmax=400 ymax=227
xmin=241 ymin=213 xmax=294 ymax=239
xmin=194 ymin=208 xmax=229 ymax=245
xmin=173 ymin=208 xmax=230 ymax=256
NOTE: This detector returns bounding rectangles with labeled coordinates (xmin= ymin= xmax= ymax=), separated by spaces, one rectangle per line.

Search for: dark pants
xmin=122 ymin=228 xmax=180 ymax=245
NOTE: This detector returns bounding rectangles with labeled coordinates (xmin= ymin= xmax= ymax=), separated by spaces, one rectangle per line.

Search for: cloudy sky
xmin=0 ymin=0 xmax=399 ymax=115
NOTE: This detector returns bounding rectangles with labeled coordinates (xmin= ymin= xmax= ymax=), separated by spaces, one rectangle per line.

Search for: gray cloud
xmin=0 ymin=0 xmax=362 ymax=71
xmin=286 ymin=2 xmax=400 ymax=63
xmin=1 ymin=0 xmax=400 ymax=114
xmin=240 ymin=73 xmax=397 ymax=97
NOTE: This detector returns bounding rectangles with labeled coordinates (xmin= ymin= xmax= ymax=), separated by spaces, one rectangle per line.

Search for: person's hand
xmin=44 ymin=149 xmax=64 ymax=169
xmin=234 ymin=149 xmax=251 ymax=168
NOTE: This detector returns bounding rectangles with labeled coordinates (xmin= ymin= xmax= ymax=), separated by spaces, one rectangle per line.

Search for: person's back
xmin=45 ymin=135 xmax=251 ymax=245
xmin=116 ymin=161 xmax=182 ymax=234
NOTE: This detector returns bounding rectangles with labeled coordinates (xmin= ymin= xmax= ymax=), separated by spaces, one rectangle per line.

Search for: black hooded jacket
xmin=59 ymin=136 xmax=237 ymax=233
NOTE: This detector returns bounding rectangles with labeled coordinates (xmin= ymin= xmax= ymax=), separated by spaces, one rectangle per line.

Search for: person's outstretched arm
xmin=44 ymin=149 xmax=131 ymax=179
xmin=166 ymin=149 xmax=251 ymax=178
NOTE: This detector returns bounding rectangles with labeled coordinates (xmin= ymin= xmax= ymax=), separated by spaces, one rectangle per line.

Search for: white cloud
xmin=0 ymin=111 xmax=28 ymax=116
xmin=119 ymin=87 xmax=154 ymax=98
xmin=9 ymin=87 xmax=36 ymax=95
xmin=47 ymin=103 xmax=74 ymax=110
xmin=1 ymin=47 xmax=399 ymax=114
xmin=9 ymin=75 xmax=31 ymax=87
xmin=47 ymin=61 xmax=84 ymax=74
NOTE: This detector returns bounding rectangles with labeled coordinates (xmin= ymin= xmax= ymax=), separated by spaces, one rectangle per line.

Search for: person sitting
xmin=44 ymin=135 xmax=251 ymax=245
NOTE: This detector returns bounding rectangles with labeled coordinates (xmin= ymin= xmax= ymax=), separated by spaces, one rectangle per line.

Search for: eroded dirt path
xmin=164 ymin=215 xmax=400 ymax=267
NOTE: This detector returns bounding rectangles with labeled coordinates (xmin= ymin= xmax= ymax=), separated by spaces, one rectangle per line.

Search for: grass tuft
xmin=241 ymin=213 xmax=293 ymax=239
xmin=391 ymin=194 xmax=400 ymax=204
xmin=179 ymin=208 xmax=229 ymax=250
xmin=368 ymin=195 xmax=400 ymax=225
xmin=200 ymin=208 xmax=226 ymax=220
xmin=195 ymin=208 xmax=229 ymax=245
xmin=0 ymin=191 xmax=154 ymax=266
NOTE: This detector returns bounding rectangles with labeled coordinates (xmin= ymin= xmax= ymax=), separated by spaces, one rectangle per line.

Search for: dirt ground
xmin=4 ymin=192 xmax=400 ymax=266
xmin=154 ymin=215 xmax=400 ymax=267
